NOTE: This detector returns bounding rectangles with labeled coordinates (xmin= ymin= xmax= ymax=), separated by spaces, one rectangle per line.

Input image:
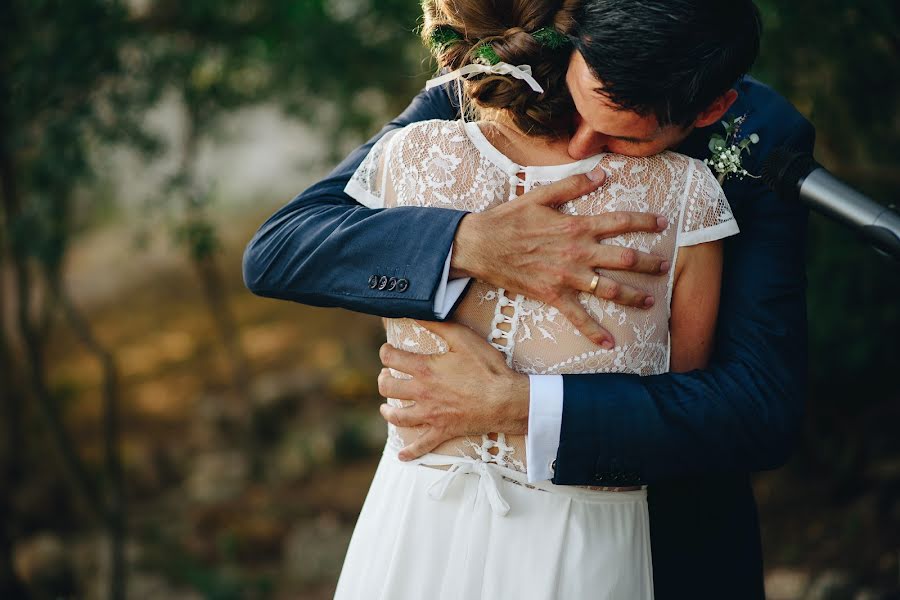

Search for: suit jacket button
xmin=387 ymin=277 xmax=399 ymax=291
xmin=396 ymin=278 xmax=409 ymax=293
xmin=368 ymin=275 xmax=379 ymax=290
xmin=377 ymin=276 xmax=389 ymax=291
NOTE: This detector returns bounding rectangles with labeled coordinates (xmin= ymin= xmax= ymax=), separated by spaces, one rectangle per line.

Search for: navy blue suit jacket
xmin=244 ymin=77 xmax=815 ymax=598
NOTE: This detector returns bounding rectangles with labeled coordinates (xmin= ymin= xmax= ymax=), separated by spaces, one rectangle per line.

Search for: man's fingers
xmin=398 ymin=431 xmax=445 ymax=462
xmin=529 ymin=170 xmax=606 ymax=208
xmin=554 ymin=294 xmax=614 ymax=348
xmin=379 ymin=402 xmax=425 ymax=429
xmin=590 ymin=244 xmax=670 ymax=275
xmin=588 ymin=212 xmax=669 ymax=239
xmin=379 ymin=343 xmax=430 ymax=377
xmin=582 ymin=272 xmax=655 ymax=309
xmin=378 ymin=368 xmax=419 ymax=401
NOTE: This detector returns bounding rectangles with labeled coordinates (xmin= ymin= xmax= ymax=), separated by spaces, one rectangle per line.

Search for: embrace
xmin=244 ymin=0 xmax=814 ymax=598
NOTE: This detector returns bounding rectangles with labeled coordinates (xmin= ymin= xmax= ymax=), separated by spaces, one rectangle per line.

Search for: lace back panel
xmin=345 ymin=120 xmax=738 ymax=473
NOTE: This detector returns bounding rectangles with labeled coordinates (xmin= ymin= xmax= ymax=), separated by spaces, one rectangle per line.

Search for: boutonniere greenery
xmin=705 ymin=114 xmax=760 ymax=185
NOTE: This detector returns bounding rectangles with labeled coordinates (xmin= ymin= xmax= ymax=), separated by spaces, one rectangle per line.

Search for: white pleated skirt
xmin=334 ymin=443 xmax=654 ymax=600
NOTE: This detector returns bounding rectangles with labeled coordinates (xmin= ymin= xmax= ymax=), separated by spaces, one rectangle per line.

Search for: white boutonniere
xmin=705 ymin=115 xmax=760 ymax=185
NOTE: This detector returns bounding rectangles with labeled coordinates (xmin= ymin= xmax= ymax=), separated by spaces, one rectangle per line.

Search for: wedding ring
xmin=588 ymin=273 xmax=600 ymax=294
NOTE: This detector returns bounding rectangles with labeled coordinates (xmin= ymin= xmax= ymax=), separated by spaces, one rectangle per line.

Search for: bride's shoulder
xmin=654 ymin=150 xmax=703 ymax=169
xmin=600 ymin=151 xmax=701 ymax=181
xmin=647 ymin=151 xmax=715 ymax=185
xmin=383 ymin=119 xmax=471 ymax=156
xmin=396 ymin=118 xmax=467 ymax=139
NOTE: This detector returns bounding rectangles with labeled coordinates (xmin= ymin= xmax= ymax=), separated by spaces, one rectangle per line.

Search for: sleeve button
xmin=396 ymin=278 xmax=410 ymax=293
xmin=368 ymin=275 xmax=379 ymax=289
xmin=387 ymin=277 xmax=398 ymax=291
xmin=377 ymin=276 xmax=389 ymax=291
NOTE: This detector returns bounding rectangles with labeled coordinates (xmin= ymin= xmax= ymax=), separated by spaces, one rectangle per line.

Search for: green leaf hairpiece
xmin=473 ymin=43 xmax=502 ymax=66
xmin=428 ymin=26 xmax=464 ymax=53
xmin=532 ymin=27 xmax=571 ymax=50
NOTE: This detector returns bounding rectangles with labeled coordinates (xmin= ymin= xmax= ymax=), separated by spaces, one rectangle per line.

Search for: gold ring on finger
xmin=589 ymin=273 xmax=600 ymax=294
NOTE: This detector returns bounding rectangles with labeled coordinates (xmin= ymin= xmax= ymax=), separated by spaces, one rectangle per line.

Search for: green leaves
xmin=532 ymin=27 xmax=571 ymax=50
xmin=708 ymin=134 xmax=727 ymax=152
xmin=428 ymin=26 xmax=464 ymax=53
xmin=474 ymin=43 xmax=502 ymax=66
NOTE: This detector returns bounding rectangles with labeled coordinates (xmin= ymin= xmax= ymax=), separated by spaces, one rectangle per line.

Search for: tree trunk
xmin=193 ymin=252 xmax=252 ymax=404
xmin=1 ymin=104 xmax=119 ymax=599
xmin=53 ymin=277 xmax=126 ymax=600
xmin=0 ymin=61 xmax=33 ymax=599
xmin=180 ymin=107 xmax=252 ymax=405
xmin=0 ymin=270 xmax=31 ymax=600
xmin=179 ymin=104 xmax=258 ymax=473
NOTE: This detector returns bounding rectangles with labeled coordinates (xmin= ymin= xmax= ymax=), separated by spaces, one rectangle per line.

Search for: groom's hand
xmin=450 ymin=167 xmax=670 ymax=347
xmin=377 ymin=320 xmax=529 ymax=462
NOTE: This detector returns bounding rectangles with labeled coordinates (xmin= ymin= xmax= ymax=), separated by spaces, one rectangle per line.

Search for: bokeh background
xmin=1 ymin=1 xmax=898 ymax=599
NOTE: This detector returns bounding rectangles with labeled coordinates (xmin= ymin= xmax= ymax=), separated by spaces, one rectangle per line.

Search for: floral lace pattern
xmin=346 ymin=119 xmax=739 ymax=474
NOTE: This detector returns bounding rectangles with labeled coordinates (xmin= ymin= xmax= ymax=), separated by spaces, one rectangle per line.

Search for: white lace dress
xmin=334 ymin=120 xmax=739 ymax=600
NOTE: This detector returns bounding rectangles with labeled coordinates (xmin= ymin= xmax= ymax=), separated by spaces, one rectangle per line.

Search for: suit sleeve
xmin=242 ymin=86 xmax=470 ymax=320
xmin=554 ymin=117 xmax=816 ymax=486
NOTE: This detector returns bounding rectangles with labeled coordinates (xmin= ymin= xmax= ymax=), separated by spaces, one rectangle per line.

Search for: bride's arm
xmin=668 ymin=241 xmax=725 ymax=373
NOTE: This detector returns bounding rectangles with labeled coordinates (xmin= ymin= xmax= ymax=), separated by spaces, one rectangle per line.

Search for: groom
xmin=244 ymin=1 xmax=814 ymax=598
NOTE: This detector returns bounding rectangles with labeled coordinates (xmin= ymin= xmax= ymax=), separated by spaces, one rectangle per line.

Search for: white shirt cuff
xmin=525 ymin=374 xmax=564 ymax=483
xmin=433 ymin=244 xmax=470 ymax=320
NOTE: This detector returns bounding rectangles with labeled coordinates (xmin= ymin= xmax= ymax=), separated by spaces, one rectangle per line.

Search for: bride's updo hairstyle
xmin=421 ymin=0 xmax=581 ymax=137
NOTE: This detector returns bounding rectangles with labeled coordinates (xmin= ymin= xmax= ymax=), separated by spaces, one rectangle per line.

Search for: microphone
xmin=762 ymin=148 xmax=900 ymax=260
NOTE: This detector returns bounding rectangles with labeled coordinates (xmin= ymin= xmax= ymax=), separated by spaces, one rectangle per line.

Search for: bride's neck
xmin=478 ymin=111 xmax=574 ymax=166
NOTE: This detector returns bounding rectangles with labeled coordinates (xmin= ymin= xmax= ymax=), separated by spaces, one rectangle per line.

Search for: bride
xmin=334 ymin=0 xmax=738 ymax=597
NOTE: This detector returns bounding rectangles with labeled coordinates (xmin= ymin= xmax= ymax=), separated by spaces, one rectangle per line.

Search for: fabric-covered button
xmin=377 ymin=276 xmax=389 ymax=291
xmin=387 ymin=277 xmax=398 ymax=291
xmin=368 ymin=275 xmax=379 ymax=289
xmin=396 ymin=278 xmax=410 ymax=293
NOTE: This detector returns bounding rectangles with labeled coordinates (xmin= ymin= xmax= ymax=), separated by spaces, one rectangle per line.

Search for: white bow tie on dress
xmin=426 ymin=63 xmax=545 ymax=94
xmin=426 ymin=459 xmax=512 ymax=517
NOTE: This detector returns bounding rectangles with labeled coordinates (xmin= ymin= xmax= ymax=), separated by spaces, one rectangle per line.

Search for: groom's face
xmin=565 ymin=51 xmax=693 ymax=160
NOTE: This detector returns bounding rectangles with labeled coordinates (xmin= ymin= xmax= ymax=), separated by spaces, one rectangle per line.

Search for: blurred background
xmin=0 ymin=1 xmax=897 ymax=599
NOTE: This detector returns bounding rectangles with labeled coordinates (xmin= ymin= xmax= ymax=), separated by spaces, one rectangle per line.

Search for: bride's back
xmin=341 ymin=0 xmax=738 ymax=473
xmin=346 ymin=118 xmax=734 ymax=472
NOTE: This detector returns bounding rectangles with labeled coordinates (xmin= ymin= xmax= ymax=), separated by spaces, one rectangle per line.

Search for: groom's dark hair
xmin=572 ymin=0 xmax=762 ymax=127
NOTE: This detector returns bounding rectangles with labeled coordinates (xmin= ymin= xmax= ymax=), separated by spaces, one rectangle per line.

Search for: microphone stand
xmin=762 ymin=149 xmax=900 ymax=261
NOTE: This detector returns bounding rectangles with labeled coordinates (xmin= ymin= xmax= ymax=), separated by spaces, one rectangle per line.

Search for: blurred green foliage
xmin=1 ymin=0 xmax=898 ymax=597
xmin=752 ymin=0 xmax=900 ymax=486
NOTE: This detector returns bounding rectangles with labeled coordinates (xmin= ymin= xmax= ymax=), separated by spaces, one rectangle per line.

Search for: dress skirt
xmin=334 ymin=443 xmax=654 ymax=599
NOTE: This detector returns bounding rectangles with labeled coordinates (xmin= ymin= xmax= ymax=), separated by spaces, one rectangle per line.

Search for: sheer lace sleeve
xmin=678 ymin=161 xmax=740 ymax=247
xmin=344 ymin=129 xmax=401 ymax=209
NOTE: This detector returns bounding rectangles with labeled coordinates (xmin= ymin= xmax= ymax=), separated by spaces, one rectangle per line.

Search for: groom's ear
xmin=692 ymin=90 xmax=739 ymax=129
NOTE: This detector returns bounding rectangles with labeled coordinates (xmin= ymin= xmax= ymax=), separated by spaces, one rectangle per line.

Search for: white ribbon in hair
xmin=426 ymin=62 xmax=545 ymax=94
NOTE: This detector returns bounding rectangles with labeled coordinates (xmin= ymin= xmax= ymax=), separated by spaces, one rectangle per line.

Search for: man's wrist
xmin=493 ymin=371 xmax=529 ymax=435
xmin=449 ymin=213 xmax=483 ymax=280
